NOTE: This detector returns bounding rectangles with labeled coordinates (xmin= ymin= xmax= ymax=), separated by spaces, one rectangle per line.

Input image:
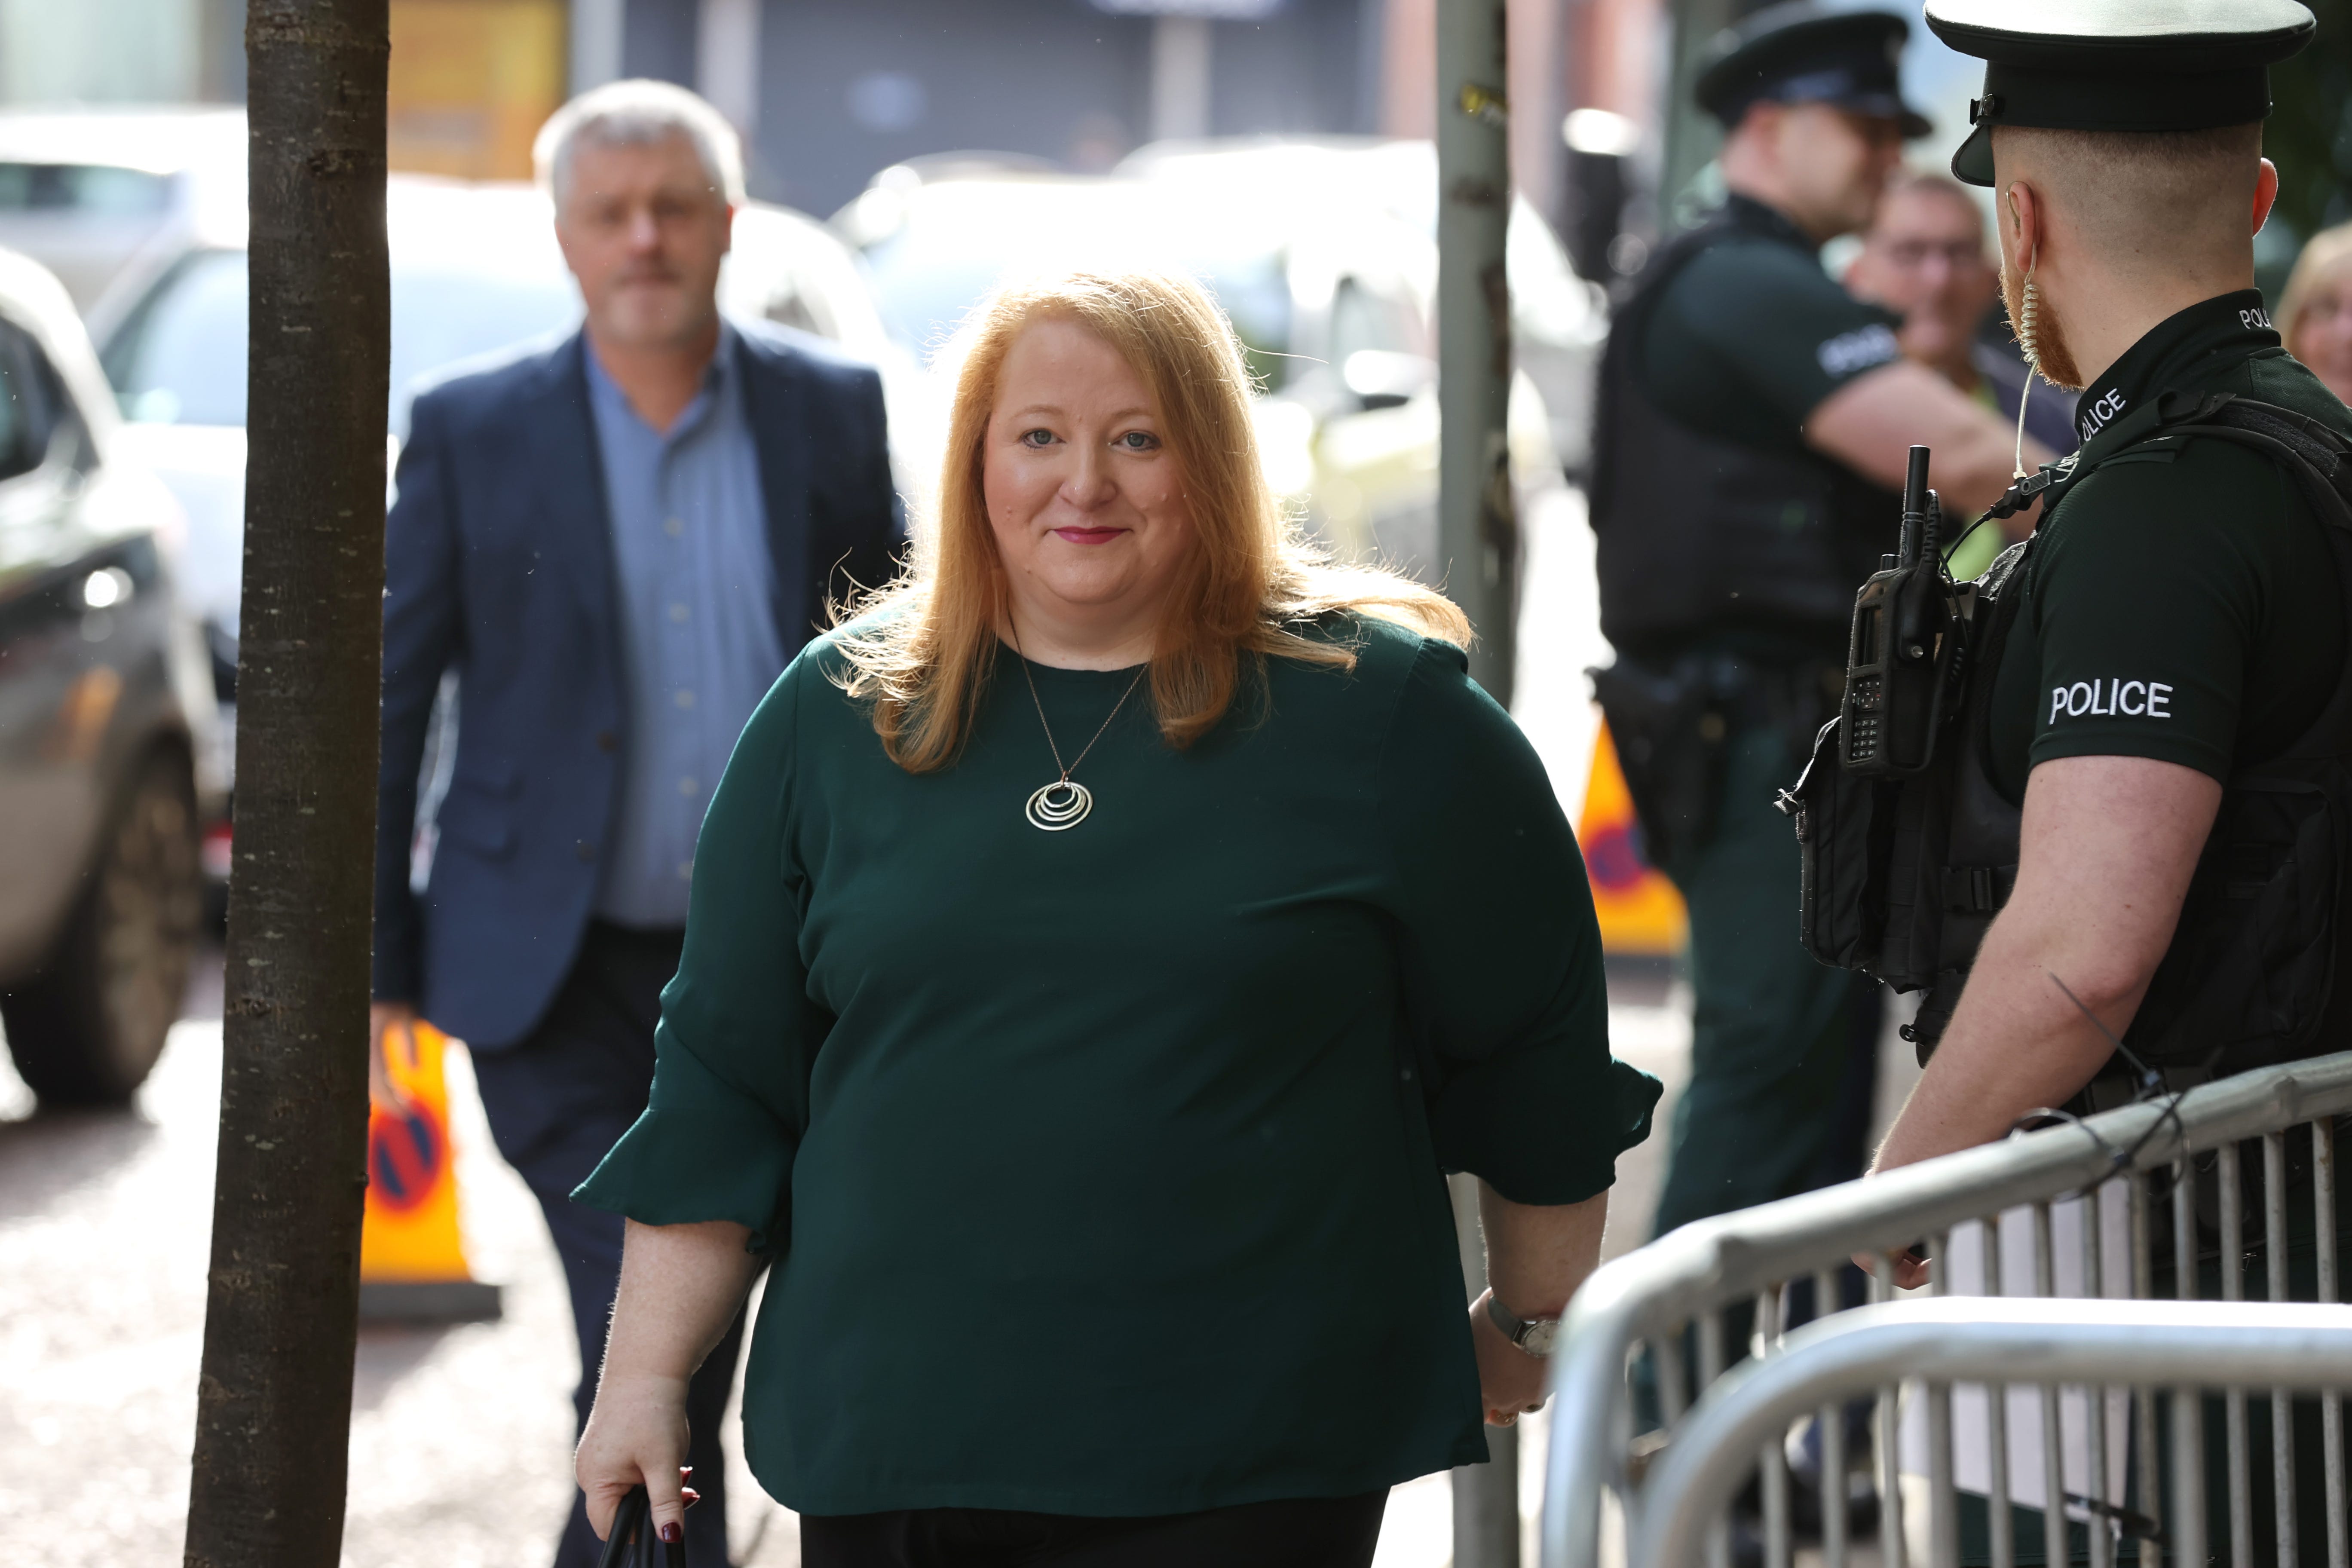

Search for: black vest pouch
xmin=1590 ymin=655 xmax=1734 ymax=870
xmin=1782 ymin=716 xmax=1894 ymax=971
xmin=1907 ymin=542 xmax=2031 ymax=1057
xmin=2128 ymin=766 xmax=2346 ymax=1073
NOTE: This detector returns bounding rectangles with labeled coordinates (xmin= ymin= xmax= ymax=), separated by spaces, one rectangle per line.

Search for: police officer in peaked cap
xmin=1853 ymin=2 xmax=2349 ymax=1554
xmin=1589 ymin=0 xmax=2049 ymax=1298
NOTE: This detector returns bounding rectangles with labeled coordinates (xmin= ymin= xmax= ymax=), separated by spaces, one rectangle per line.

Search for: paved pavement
xmin=0 ymin=490 xmax=1920 ymax=1565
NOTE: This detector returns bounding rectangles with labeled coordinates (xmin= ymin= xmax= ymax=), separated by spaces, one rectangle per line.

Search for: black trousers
xmin=470 ymin=920 xmax=749 ymax=1568
xmin=800 ymin=1491 xmax=1389 ymax=1568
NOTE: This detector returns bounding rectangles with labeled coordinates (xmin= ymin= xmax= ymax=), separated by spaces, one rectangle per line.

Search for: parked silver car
xmin=1117 ymin=136 xmax=1609 ymax=477
xmin=0 ymin=107 xmax=245 ymax=313
xmin=0 ymin=245 xmax=219 ymax=1103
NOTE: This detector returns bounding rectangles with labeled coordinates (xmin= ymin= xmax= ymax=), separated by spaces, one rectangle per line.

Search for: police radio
xmin=1840 ymin=446 xmax=1964 ymax=776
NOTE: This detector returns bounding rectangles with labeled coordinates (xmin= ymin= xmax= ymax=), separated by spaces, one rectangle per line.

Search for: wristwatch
xmin=1485 ymin=1291 xmax=1562 ymax=1359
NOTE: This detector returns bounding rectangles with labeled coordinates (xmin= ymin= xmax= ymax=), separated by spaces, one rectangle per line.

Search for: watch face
xmin=1519 ymin=1319 xmax=1560 ymax=1357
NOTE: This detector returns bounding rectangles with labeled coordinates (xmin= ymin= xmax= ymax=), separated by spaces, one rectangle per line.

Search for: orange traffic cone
xmin=358 ymin=1018 xmax=502 ymax=1323
xmin=1577 ymin=720 xmax=1688 ymax=957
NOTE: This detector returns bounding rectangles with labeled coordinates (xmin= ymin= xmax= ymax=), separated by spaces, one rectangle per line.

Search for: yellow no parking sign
xmin=360 ymin=1019 xmax=502 ymax=1322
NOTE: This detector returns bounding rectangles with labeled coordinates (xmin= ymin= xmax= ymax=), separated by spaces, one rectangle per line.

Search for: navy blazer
xmin=373 ymin=324 xmax=902 ymax=1048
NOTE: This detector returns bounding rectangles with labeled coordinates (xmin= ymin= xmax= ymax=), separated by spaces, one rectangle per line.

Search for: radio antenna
xmin=1898 ymin=446 xmax=1930 ymax=566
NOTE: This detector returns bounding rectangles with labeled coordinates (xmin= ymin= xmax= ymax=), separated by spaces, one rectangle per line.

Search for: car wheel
xmin=2 ymin=749 xmax=202 ymax=1105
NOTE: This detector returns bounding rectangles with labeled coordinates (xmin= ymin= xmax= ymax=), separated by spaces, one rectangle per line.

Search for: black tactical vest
xmin=1590 ymin=204 xmax=1897 ymax=658
xmin=1786 ymin=392 xmax=2352 ymax=1082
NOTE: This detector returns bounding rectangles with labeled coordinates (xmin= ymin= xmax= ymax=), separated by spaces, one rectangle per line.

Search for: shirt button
xmin=664 ymin=517 xmax=683 ymax=537
xmin=594 ymin=730 xmax=618 ymax=753
xmin=574 ymin=840 xmax=595 ymax=862
xmin=679 ymin=776 xmax=698 ymax=796
xmin=668 ymin=602 xmax=690 ymax=623
xmin=674 ymin=689 xmax=695 ymax=709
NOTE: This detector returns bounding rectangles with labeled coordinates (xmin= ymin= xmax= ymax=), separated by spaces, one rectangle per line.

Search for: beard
xmin=2001 ymin=258 xmax=2085 ymax=392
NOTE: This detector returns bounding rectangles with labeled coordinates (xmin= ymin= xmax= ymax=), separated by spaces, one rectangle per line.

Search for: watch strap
xmin=1485 ymin=1291 xmax=1561 ymax=1358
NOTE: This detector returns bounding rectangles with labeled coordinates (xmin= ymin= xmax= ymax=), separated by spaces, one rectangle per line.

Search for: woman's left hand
xmin=1469 ymin=1290 xmax=1549 ymax=1426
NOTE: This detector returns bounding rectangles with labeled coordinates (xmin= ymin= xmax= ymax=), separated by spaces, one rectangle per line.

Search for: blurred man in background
xmin=1846 ymin=170 xmax=2076 ymax=573
xmin=370 ymin=80 xmax=901 ymax=1568
xmin=1589 ymin=0 xmax=2051 ymax=1300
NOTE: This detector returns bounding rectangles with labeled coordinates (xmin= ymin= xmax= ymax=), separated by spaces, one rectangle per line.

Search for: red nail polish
xmin=659 ymin=1522 xmax=682 ymax=1544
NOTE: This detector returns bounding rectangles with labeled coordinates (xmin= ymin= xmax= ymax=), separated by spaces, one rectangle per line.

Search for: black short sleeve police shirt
xmin=1639 ymin=196 xmax=1905 ymax=452
xmin=1985 ymin=293 xmax=2347 ymax=800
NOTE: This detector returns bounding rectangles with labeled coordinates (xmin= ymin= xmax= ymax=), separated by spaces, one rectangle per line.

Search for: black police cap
xmin=1695 ymin=0 xmax=1932 ymax=138
xmin=1926 ymin=0 xmax=2317 ymax=187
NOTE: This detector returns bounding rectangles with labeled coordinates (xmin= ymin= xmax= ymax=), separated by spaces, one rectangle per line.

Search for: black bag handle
xmin=597 ymin=1484 xmax=686 ymax=1568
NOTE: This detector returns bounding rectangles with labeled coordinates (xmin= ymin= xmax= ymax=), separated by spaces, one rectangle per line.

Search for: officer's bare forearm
xmin=1872 ymin=754 xmax=2220 ymax=1174
xmin=1478 ymin=1185 xmax=1608 ymax=1319
xmin=1806 ymin=361 xmax=2054 ymax=520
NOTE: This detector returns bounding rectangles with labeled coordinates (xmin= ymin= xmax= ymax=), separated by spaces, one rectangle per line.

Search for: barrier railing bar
xmin=1873 ymin=1254 xmax=1906 ymax=1568
xmin=1758 ymin=1285 xmax=1790 ymax=1568
xmin=2081 ymin=1189 xmax=2112 ymax=1568
xmin=2320 ymin=1120 xmax=2348 ymax=1568
xmin=1985 ymin=1217 xmax=2015 ymax=1568
xmin=1628 ymin=1299 xmax=2352 ymax=1568
xmin=2266 ymin=1128 xmax=2298 ymax=1568
xmin=2171 ymin=1160 xmax=2201 ymax=1565
xmin=2131 ymin=1173 xmax=2164 ymax=1568
xmin=2172 ymin=1386 xmax=2208 ymax=1568
xmin=1814 ymin=1265 xmax=1848 ymax=1568
xmin=1929 ymin=1228 xmax=1958 ymax=1568
xmin=2034 ymin=1201 xmax=2066 ymax=1568
xmin=2220 ymin=1142 xmax=2253 ymax=1568
xmin=1699 ymin=1308 xmax=1728 ymax=1568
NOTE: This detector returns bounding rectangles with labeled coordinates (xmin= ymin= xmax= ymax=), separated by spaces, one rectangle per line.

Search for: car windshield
xmin=0 ymin=162 xmax=172 ymax=214
xmin=103 ymin=248 xmax=583 ymax=434
xmin=855 ymin=181 xmax=1293 ymax=388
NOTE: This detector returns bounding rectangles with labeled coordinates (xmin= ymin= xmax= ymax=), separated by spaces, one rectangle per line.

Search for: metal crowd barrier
xmin=1630 ymin=1298 xmax=2352 ymax=1568
xmin=1541 ymin=1050 xmax=2352 ymax=1568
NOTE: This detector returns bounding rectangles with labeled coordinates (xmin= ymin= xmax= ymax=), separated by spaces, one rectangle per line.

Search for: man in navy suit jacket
xmin=370 ymin=82 xmax=900 ymax=1568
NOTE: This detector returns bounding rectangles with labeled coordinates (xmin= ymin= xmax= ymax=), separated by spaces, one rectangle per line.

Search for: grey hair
xmin=534 ymin=79 xmax=745 ymax=208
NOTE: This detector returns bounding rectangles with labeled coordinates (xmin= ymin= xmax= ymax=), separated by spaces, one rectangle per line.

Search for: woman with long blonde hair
xmin=571 ymin=266 xmax=1657 ymax=1567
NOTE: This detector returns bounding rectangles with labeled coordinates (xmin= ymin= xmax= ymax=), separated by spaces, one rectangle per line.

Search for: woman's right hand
xmin=576 ymin=1372 xmax=695 ymax=1544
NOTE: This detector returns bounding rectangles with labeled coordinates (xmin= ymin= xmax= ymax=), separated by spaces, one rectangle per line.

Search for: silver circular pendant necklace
xmin=1011 ymin=630 xmax=1147 ymax=833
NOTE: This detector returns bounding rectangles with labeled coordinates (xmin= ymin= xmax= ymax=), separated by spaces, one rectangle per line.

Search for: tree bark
xmin=1436 ymin=0 xmax=1518 ymax=710
xmin=184 ymin=5 xmax=388 ymax=1565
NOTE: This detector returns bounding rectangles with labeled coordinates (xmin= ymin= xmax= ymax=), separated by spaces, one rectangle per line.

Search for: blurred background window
xmin=101 ymin=248 xmax=580 ymax=432
xmin=0 ymin=163 xmax=169 ymax=215
xmin=854 ymin=178 xmax=1294 ymax=385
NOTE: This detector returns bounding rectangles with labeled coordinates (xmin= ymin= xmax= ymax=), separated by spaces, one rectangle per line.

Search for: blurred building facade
xmin=609 ymin=0 xmax=1389 ymax=218
xmin=0 ymin=0 xmax=1685 ymax=257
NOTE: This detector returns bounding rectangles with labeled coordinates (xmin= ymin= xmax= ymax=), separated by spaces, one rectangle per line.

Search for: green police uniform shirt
xmin=1986 ymin=291 xmax=2348 ymax=800
xmin=574 ymin=614 xmax=1662 ymax=1517
xmin=1642 ymin=196 xmax=1906 ymax=452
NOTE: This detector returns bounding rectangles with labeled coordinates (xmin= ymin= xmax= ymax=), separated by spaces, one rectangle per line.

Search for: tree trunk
xmin=1436 ymin=0 xmax=1518 ymax=709
xmin=184 ymin=5 xmax=388 ymax=1565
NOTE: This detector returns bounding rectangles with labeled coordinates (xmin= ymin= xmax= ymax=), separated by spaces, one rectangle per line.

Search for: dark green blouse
xmin=575 ymin=613 xmax=1660 ymax=1518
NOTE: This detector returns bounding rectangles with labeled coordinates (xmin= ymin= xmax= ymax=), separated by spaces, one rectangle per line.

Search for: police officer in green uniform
xmin=1590 ymin=0 xmax=2046 ymax=1256
xmin=1855 ymin=2 xmax=2346 ymax=1558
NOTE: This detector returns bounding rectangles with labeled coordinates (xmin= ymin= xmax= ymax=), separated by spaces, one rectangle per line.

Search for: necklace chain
xmin=1011 ymin=628 xmax=1147 ymax=784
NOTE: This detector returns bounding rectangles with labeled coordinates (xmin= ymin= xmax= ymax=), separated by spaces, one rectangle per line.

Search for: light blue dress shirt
xmin=584 ymin=325 xmax=784 ymax=928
